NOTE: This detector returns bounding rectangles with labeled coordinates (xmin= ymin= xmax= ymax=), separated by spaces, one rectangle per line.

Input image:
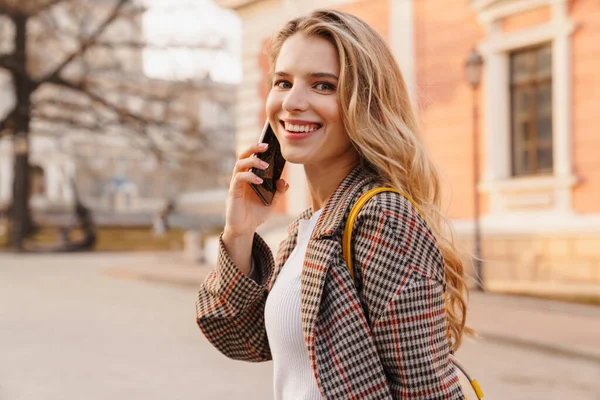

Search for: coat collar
xmin=270 ymin=164 xmax=377 ymax=287
xmin=306 ymin=164 xmax=378 ymax=240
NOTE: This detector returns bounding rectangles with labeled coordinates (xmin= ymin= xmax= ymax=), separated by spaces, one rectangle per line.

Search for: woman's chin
xmin=280 ymin=151 xmax=310 ymax=165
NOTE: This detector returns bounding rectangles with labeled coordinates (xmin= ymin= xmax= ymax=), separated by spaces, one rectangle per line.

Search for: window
xmin=510 ymin=44 xmax=553 ymax=176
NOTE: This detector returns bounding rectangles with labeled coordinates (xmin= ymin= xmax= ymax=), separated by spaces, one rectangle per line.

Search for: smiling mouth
xmin=280 ymin=120 xmax=323 ymax=133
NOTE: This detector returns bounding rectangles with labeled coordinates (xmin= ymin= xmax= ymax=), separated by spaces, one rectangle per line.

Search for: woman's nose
xmin=282 ymin=86 xmax=308 ymax=112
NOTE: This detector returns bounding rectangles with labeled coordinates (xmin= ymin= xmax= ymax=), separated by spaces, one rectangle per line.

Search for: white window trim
xmin=474 ymin=0 xmax=559 ymax=24
xmin=453 ymin=212 xmax=600 ymax=236
xmin=476 ymin=0 xmax=576 ymax=218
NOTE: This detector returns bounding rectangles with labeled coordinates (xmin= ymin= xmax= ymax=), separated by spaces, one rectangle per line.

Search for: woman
xmin=197 ymin=9 xmax=471 ymax=399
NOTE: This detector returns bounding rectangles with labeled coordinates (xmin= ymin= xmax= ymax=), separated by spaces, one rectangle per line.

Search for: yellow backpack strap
xmin=342 ymin=187 xmax=484 ymax=399
xmin=343 ymin=188 xmax=416 ymax=281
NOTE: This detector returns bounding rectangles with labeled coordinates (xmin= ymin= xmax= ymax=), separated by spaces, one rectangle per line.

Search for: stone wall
xmin=457 ymin=233 xmax=600 ymax=294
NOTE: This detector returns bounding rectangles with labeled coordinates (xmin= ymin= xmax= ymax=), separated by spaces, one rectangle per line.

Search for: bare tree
xmin=0 ymin=0 xmax=227 ymax=250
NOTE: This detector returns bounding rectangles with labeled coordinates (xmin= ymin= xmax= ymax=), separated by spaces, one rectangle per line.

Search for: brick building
xmin=215 ymin=0 xmax=600 ymax=296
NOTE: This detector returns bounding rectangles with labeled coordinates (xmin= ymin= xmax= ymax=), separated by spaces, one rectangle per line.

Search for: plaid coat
xmin=196 ymin=165 xmax=464 ymax=399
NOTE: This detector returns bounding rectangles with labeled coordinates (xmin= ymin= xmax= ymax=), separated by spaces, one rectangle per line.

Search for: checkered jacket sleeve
xmin=195 ymin=233 xmax=273 ymax=362
xmin=350 ymin=191 xmax=463 ymax=399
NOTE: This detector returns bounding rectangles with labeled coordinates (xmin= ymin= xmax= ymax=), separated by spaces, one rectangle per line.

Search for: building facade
xmin=215 ymin=0 xmax=600 ymax=295
xmin=0 ymin=1 xmax=236 ymax=223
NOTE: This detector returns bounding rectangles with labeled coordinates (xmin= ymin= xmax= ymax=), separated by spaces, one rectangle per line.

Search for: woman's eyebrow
xmin=309 ymin=72 xmax=339 ymax=80
xmin=272 ymin=71 xmax=339 ymax=80
xmin=271 ymin=71 xmax=288 ymax=80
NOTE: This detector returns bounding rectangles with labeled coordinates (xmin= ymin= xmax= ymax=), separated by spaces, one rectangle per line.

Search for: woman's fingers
xmin=234 ymin=156 xmax=269 ymax=174
xmin=237 ymin=143 xmax=269 ymax=161
xmin=230 ymin=171 xmax=263 ymax=200
xmin=232 ymin=171 xmax=263 ymax=188
xmin=229 ymin=144 xmax=271 ymax=200
xmin=275 ymin=179 xmax=289 ymax=193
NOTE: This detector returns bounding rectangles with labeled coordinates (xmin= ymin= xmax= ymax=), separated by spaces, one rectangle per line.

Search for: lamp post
xmin=465 ymin=48 xmax=484 ymax=291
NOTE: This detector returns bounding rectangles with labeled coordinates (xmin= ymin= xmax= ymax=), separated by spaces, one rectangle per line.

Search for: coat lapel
xmin=299 ymin=165 xmax=378 ymax=372
xmin=270 ymin=163 xmax=375 ymax=292
xmin=311 ymin=165 xmax=377 ymax=241
xmin=268 ymin=207 xmax=313 ymax=291
xmin=265 ymin=164 xmax=379 ymax=386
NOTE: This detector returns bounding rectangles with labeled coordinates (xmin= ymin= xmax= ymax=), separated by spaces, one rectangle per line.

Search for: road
xmin=1 ymin=253 xmax=599 ymax=400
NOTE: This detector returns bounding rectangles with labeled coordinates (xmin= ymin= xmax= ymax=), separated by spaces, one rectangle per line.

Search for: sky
xmin=141 ymin=0 xmax=242 ymax=83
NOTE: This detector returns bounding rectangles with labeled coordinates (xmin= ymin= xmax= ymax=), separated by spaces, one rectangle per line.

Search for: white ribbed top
xmin=264 ymin=208 xmax=323 ymax=400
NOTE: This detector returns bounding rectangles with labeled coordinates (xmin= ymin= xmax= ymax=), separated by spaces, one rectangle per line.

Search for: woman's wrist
xmin=223 ymin=226 xmax=253 ymax=241
xmin=222 ymin=229 xmax=255 ymax=275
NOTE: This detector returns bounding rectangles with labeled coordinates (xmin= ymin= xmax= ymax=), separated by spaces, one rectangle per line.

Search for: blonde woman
xmin=197 ymin=9 xmax=470 ymax=399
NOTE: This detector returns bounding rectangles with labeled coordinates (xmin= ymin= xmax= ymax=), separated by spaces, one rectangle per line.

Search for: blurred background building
xmin=216 ymin=0 xmax=600 ymax=297
xmin=0 ymin=0 xmax=237 ymax=232
xmin=0 ymin=77 xmax=235 ymax=215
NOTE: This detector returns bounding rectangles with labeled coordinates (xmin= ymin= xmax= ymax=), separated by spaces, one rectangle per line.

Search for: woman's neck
xmin=304 ymin=157 xmax=360 ymax=212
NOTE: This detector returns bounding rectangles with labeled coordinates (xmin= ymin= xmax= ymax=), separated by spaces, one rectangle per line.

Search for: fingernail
xmin=261 ymin=161 xmax=269 ymax=168
xmin=258 ymin=143 xmax=268 ymax=149
xmin=256 ymin=176 xmax=264 ymax=184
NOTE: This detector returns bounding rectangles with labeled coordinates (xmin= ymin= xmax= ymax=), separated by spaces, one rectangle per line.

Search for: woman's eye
xmin=274 ymin=80 xmax=292 ymax=89
xmin=315 ymin=82 xmax=335 ymax=91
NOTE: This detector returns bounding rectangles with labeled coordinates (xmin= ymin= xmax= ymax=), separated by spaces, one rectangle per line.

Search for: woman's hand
xmin=223 ymin=143 xmax=289 ymax=241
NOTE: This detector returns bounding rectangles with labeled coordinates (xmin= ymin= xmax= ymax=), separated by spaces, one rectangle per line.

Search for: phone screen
xmin=250 ymin=121 xmax=286 ymax=205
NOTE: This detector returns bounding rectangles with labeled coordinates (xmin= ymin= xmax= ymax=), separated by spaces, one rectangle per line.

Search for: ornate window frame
xmin=474 ymin=0 xmax=576 ymax=220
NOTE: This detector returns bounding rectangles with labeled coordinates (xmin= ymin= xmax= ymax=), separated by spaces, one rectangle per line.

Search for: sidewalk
xmin=102 ymin=254 xmax=207 ymax=288
xmin=102 ymin=255 xmax=600 ymax=363
xmin=467 ymin=291 xmax=600 ymax=362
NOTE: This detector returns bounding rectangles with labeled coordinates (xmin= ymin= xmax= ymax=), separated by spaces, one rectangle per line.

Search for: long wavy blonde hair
xmin=268 ymin=9 xmax=473 ymax=349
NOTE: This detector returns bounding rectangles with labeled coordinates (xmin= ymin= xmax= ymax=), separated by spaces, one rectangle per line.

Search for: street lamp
xmin=466 ymin=49 xmax=484 ymax=89
xmin=465 ymin=48 xmax=484 ymax=291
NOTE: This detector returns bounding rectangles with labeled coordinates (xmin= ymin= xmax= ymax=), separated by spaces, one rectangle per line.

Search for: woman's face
xmin=266 ymin=33 xmax=357 ymax=168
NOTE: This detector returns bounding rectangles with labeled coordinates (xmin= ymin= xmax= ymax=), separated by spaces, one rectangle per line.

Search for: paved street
xmin=0 ymin=253 xmax=272 ymax=400
xmin=1 ymin=253 xmax=599 ymax=400
xmin=455 ymin=339 xmax=600 ymax=400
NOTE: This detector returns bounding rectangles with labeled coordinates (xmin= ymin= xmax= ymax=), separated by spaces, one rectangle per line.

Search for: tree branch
xmin=34 ymin=97 xmax=93 ymax=113
xmin=34 ymin=0 xmax=129 ymax=89
xmin=47 ymin=75 xmax=150 ymax=125
xmin=28 ymin=0 xmax=67 ymax=15
xmin=92 ymin=40 xmax=226 ymax=51
xmin=41 ymin=74 xmax=203 ymax=150
xmin=0 ymin=0 xmax=68 ymax=17
xmin=32 ymin=112 xmax=102 ymax=132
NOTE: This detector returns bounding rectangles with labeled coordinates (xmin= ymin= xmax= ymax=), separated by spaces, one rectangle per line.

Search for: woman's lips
xmin=279 ymin=120 xmax=322 ymax=140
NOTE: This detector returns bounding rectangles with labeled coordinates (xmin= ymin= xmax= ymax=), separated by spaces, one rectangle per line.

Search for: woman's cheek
xmin=265 ymin=90 xmax=279 ymax=118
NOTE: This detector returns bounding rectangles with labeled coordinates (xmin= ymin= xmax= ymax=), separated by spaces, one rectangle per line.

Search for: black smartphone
xmin=250 ymin=120 xmax=286 ymax=205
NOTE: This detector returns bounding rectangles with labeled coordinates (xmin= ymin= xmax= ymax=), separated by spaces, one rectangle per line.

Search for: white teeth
xmin=284 ymin=122 xmax=320 ymax=133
